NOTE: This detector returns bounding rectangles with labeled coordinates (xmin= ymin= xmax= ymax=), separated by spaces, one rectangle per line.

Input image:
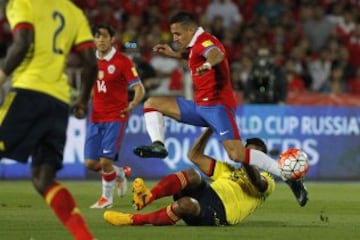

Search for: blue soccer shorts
xmin=84 ymin=121 xmax=127 ymax=160
xmin=176 ymin=97 xmax=240 ymax=141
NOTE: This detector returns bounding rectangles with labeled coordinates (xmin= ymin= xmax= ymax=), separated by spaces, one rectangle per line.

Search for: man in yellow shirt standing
xmin=0 ymin=1 xmax=97 ymax=239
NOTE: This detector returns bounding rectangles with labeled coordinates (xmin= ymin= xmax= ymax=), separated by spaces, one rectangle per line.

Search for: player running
xmin=85 ymin=24 xmax=145 ymax=208
xmin=0 ymin=0 xmax=97 ymax=239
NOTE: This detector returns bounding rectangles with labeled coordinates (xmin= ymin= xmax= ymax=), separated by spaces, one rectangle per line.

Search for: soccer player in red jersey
xmin=133 ymin=11 xmax=307 ymax=206
xmin=85 ymin=24 xmax=145 ymax=208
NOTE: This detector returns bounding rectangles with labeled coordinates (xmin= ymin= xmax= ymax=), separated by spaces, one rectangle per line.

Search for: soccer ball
xmin=278 ymin=148 xmax=309 ymax=180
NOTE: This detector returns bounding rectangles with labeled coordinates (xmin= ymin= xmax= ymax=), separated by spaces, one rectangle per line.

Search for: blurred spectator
xmin=205 ymin=0 xmax=243 ymax=29
xmin=91 ymin=4 xmax=123 ymax=32
xmin=120 ymin=0 xmax=151 ymax=17
xmin=255 ymin=0 xmax=285 ymax=25
xmin=344 ymin=23 xmax=360 ymax=68
xmin=244 ymin=47 xmax=287 ymax=104
xmin=235 ymin=0 xmax=258 ymax=22
xmin=319 ymin=65 xmax=348 ymax=94
xmin=307 ymin=48 xmax=332 ymax=92
xmin=302 ymin=4 xmax=335 ymax=53
xmin=333 ymin=9 xmax=355 ymax=43
xmin=231 ymin=53 xmax=253 ymax=91
xmin=209 ymin=15 xmax=226 ymax=41
xmin=288 ymin=44 xmax=312 ymax=89
xmin=285 ymin=60 xmax=306 ymax=93
xmin=347 ymin=67 xmax=360 ymax=95
xmin=332 ymin=46 xmax=355 ymax=81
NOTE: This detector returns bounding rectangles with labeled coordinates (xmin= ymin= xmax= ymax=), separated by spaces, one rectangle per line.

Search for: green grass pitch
xmin=0 ymin=180 xmax=359 ymax=240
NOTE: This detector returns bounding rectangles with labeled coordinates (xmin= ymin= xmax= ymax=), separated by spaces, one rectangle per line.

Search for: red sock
xmin=44 ymin=182 xmax=94 ymax=240
xmin=150 ymin=171 xmax=189 ymax=201
xmin=132 ymin=203 xmax=180 ymax=225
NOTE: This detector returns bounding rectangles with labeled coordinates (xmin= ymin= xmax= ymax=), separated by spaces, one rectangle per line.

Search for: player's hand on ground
xmin=70 ymin=102 xmax=87 ymax=119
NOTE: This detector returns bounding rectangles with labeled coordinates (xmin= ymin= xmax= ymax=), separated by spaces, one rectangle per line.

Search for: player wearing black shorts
xmin=103 ymin=128 xmax=275 ymax=226
xmin=0 ymin=0 xmax=97 ymax=239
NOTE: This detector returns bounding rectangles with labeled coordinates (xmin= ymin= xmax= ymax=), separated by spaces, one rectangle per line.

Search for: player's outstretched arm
xmin=187 ymin=128 xmax=217 ymax=175
xmin=153 ymin=44 xmax=182 ymax=59
xmin=71 ymin=47 xmax=98 ymax=119
xmin=0 ymin=27 xmax=33 ymax=86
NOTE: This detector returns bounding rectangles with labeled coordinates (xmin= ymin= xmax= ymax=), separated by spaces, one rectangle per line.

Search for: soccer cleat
xmin=123 ymin=166 xmax=132 ymax=178
xmin=103 ymin=211 xmax=134 ymax=225
xmin=132 ymin=178 xmax=152 ymax=210
xmin=115 ymin=166 xmax=132 ymax=198
xmin=133 ymin=141 xmax=168 ymax=158
xmin=90 ymin=196 xmax=113 ymax=209
xmin=285 ymin=177 xmax=308 ymax=207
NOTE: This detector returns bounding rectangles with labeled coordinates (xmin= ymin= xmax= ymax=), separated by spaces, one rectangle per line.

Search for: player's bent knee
xmin=176 ymin=197 xmax=200 ymax=216
xmin=143 ymin=97 xmax=158 ymax=108
xmin=184 ymin=169 xmax=201 ymax=185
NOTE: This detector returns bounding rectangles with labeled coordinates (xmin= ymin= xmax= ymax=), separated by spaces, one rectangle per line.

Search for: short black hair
xmin=245 ymin=138 xmax=268 ymax=154
xmin=92 ymin=23 xmax=115 ymax=37
xmin=169 ymin=11 xmax=197 ymax=26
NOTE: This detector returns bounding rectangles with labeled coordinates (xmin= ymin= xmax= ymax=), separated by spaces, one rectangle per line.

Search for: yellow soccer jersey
xmin=6 ymin=0 xmax=94 ymax=104
xmin=210 ymin=161 xmax=275 ymax=225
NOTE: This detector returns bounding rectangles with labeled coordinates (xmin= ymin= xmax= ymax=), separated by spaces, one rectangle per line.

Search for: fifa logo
xmin=96 ymin=80 xmax=107 ymax=93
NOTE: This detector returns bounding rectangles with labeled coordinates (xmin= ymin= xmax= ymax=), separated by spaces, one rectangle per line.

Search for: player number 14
xmin=97 ymin=80 xmax=107 ymax=93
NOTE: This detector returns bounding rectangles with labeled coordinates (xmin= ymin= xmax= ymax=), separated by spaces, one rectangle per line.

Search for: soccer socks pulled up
xmin=102 ymin=170 xmax=117 ymax=200
xmin=245 ymin=148 xmax=282 ymax=177
xmin=44 ymin=182 xmax=94 ymax=240
xmin=132 ymin=204 xmax=180 ymax=225
xmin=144 ymin=108 xmax=165 ymax=143
xmin=150 ymin=171 xmax=189 ymax=201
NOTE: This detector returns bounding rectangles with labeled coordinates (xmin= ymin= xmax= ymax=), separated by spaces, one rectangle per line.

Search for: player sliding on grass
xmin=104 ymin=128 xmax=277 ymax=226
xmin=133 ymin=10 xmax=307 ymax=206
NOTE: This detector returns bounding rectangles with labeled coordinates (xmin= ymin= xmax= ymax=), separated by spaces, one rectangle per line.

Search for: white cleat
xmin=90 ymin=196 xmax=113 ymax=209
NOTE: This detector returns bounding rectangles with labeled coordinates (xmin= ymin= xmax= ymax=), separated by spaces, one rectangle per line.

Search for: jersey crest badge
xmin=108 ymin=65 xmax=115 ymax=74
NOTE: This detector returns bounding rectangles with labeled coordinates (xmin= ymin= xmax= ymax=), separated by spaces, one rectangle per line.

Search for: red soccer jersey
xmin=91 ymin=47 xmax=141 ymax=122
xmin=187 ymin=28 xmax=237 ymax=109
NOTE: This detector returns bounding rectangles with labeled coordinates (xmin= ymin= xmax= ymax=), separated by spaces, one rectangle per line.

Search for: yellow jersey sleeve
xmin=6 ymin=0 xmax=94 ymax=104
xmin=6 ymin=0 xmax=34 ymax=28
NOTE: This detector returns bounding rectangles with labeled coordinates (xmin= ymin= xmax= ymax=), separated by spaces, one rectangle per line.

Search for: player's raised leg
xmin=133 ymin=96 xmax=181 ymax=158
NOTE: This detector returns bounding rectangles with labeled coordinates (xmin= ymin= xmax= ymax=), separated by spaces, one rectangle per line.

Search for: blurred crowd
xmin=2 ymin=0 xmax=360 ymax=100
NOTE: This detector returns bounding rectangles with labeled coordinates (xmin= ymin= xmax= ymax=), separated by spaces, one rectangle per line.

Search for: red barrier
xmin=235 ymin=91 xmax=360 ymax=106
